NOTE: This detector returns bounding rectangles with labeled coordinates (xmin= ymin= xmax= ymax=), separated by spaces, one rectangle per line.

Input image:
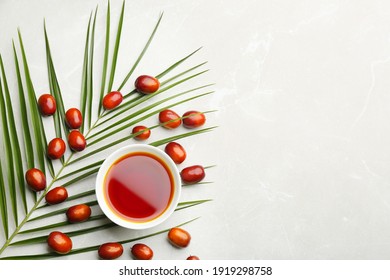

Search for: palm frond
xmin=0 ymin=1 xmax=215 ymax=260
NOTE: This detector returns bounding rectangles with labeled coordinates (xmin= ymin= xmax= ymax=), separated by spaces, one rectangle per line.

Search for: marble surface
xmin=1 ymin=0 xmax=390 ymax=260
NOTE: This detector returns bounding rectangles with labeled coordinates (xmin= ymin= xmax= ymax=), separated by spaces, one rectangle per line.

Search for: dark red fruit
xmin=159 ymin=109 xmax=181 ymax=129
xmin=38 ymin=94 xmax=56 ymax=116
xmin=187 ymin=255 xmax=200 ymax=260
xmin=47 ymin=138 xmax=66 ymax=159
xmin=180 ymin=165 xmax=205 ymax=184
xmin=131 ymin=243 xmax=153 ymax=260
xmin=45 ymin=186 xmax=68 ymax=205
xmin=98 ymin=242 xmax=124 ymax=260
xmin=25 ymin=168 xmax=46 ymax=192
xmin=165 ymin=142 xmax=186 ymax=164
xmin=65 ymin=108 xmax=83 ymax=129
xmin=66 ymin=204 xmax=91 ymax=223
xmin=68 ymin=130 xmax=86 ymax=151
xmin=102 ymin=91 xmax=123 ymax=110
xmin=134 ymin=75 xmax=160 ymax=94
xmin=47 ymin=231 xmax=72 ymax=254
xmin=132 ymin=125 xmax=151 ymax=140
xmin=182 ymin=111 xmax=206 ymax=128
xmin=168 ymin=227 xmax=191 ymax=248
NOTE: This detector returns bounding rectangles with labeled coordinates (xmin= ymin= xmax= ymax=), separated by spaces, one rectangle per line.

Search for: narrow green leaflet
xmin=155 ymin=47 xmax=202 ymax=80
xmin=0 ymin=160 xmax=8 ymax=239
xmin=13 ymin=43 xmax=34 ymax=169
xmin=86 ymin=8 xmax=98 ymax=130
xmin=44 ymin=25 xmax=61 ymax=139
xmin=44 ymin=21 xmax=68 ymax=138
xmin=61 ymin=168 xmax=101 ymax=187
xmin=150 ymin=126 xmax=217 ymax=147
xmin=175 ymin=199 xmax=211 ymax=211
xmin=37 ymin=189 xmax=96 ymax=210
xmin=0 ymin=56 xmax=27 ymax=214
xmin=56 ymin=160 xmax=104 ymax=181
xmin=106 ymin=0 xmax=125 ymax=93
xmin=0 ymin=59 xmax=17 ymax=225
xmin=28 ymin=201 xmax=99 ymax=222
xmin=17 ymin=31 xmax=46 ymax=175
xmin=98 ymin=0 xmax=110 ymax=115
xmin=117 ymin=12 xmax=163 ymax=92
xmin=79 ymin=12 xmax=93 ymax=134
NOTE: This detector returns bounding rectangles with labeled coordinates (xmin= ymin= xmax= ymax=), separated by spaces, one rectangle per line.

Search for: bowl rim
xmin=95 ymin=144 xmax=181 ymax=229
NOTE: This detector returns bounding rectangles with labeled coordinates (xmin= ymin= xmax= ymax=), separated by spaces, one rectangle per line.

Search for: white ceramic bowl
xmin=95 ymin=144 xmax=181 ymax=229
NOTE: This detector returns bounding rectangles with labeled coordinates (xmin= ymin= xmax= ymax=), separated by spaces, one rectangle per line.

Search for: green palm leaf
xmin=0 ymin=160 xmax=8 ymax=239
xmin=0 ymin=1 xmax=215 ymax=259
xmin=0 ymin=57 xmax=17 ymax=225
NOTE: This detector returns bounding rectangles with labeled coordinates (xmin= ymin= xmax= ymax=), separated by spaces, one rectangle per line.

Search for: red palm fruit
xmin=98 ymin=243 xmax=124 ymax=260
xmin=25 ymin=168 xmax=46 ymax=192
xmin=65 ymin=108 xmax=83 ymax=129
xmin=66 ymin=204 xmax=91 ymax=223
xmin=68 ymin=130 xmax=86 ymax=151
xmin=45 ymin=186 xmax=68 ymax=205
xmin=47 ymin=137 xmax=66 ymax=159
xmin=38 ymin=94 xmax=56 ymax=116
xmin=134 ymin=75 xmax=160 ymax=94
xmin=165 ymin=142 xmax=186 ymax=164
xmin=159 ymin=109 xmax=181 ymax=129
xmin=180 ymin=165 xmax=205 ymax=184
xmin=132 ymin=125 xmax=151 ymax=140
xmin=168 ymin=227 xmax=191 ymax=248
xmin=182 ymin=110 xmax=206 ymax=128
xmin=47 ymin=231 xmax=73 ymax=254
xmin=102 ymin=91 xmax=123 ymax=110
xmin=131 ymin=243 xmax=153 ymax=260
xmin=186 ymin=255 xmax=200 ymax=260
